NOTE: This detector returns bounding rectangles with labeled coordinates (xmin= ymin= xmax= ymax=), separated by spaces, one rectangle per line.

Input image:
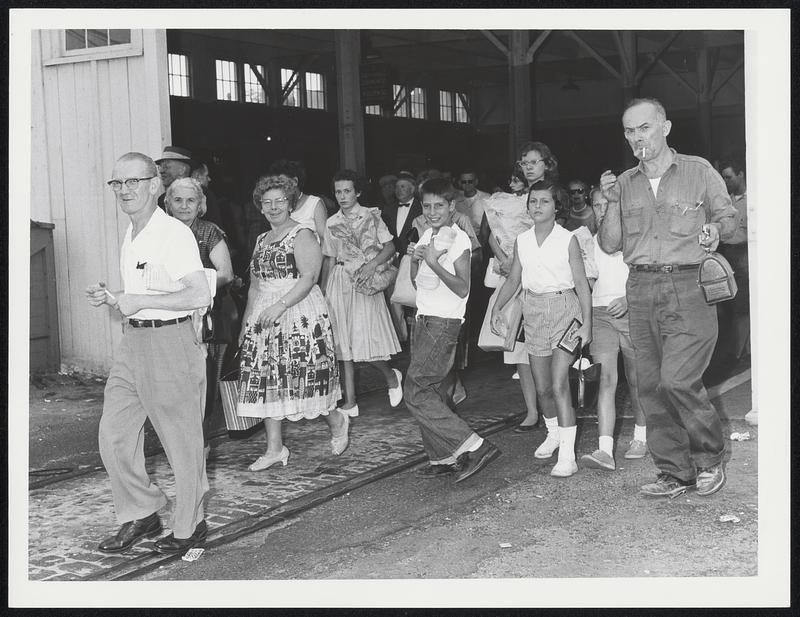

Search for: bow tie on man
xmin=399 ymin=202 xmax=411 ymax=208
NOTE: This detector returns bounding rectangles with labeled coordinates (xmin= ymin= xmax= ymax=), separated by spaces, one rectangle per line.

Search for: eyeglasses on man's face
xmin=569 ymin=188 xmax=585 ymax=195
xmin=107 ymin=177 xmax=156 ymax=192
xmin=517 ymin=159 xmax=544 ymax=169
xmin=261 ymin=197 xmax=288 ymax=207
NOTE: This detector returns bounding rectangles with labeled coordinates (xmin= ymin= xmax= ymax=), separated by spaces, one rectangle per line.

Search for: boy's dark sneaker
xmin=640 ymin=473 xmax=695 ymax=498
xmin=454 ymin=441 xmax=501 ymax=483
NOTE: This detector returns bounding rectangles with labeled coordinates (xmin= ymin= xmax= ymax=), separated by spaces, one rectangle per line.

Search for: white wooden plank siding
xmin=33 ymin=29 xmax=170 ymax=372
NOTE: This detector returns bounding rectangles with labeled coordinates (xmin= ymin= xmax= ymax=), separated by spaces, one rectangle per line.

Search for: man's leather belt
xmin=629 ymin=263 xmax=699 ymax=273
xmin=128 ymin=315 xmax=191 ymax=328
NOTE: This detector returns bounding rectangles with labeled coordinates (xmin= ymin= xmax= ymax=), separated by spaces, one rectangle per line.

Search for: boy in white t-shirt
xmin=405 ymin=178 xmax=501 ymax=482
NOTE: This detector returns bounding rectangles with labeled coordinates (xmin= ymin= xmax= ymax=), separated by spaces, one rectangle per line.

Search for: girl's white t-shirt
xmin=414 ymin=224 xmax=472 ymax=320
xmin=517 ymin=223 xmax=575 ymax=293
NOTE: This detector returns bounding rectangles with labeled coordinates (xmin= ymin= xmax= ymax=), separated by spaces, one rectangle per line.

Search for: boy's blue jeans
xmin=403 ymin=315 xmax=480 ymax=464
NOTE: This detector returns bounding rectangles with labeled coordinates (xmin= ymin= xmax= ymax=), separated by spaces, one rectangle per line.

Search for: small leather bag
xmin=568 ymin=342 xmax=601 ymax=412
xmin=698 ymin=252 xmax=738 ymax=305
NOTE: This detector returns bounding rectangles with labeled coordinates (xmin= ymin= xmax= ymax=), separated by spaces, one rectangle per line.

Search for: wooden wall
xmin=31 ymin=30 xmax=171 ymax=373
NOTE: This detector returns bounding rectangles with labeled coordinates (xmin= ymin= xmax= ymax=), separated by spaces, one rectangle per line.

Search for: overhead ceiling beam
xmin=635 ymin=31 xmax=681 ymax=85
xmin=656 ymin=58 xmax=697 ymax=96
xmin=612 ymin=31 xmax=629 ymax=75
xmin=526 ymin=30 xmax=552 ymax=63
xmin=563 ymin=30 xmax=621 ymax=82
xmin=372 ymin=31 xmax=502 ymax=64
xmin=480 ymin=30 xmax=509 ymax=58
xmin=712 ymin=57 xmax=744 ymax=99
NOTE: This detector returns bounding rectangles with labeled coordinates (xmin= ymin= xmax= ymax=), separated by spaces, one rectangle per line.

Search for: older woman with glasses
xmin=165 ymin=177 xmax=234 ymax=458
xmin=516 ymin=141 xmax=568 ymax=224
xmin=237 ymin=175 xmax=345 ymax=471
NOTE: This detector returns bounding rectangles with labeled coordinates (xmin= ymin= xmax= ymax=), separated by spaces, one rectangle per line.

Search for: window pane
xmin=455 ymin=93 xmax=468 ymax=123
xmin=393 ymin=84 xmax=407 ymax=118
xmin=64 ymin=29 xmax=86 ymax=51
xmin=65 ymin=29 xmax=132 ymax=52
xmin=365 ymin=105 xmax=382 ymax=116
xmin=245 ymin=64 xmax=266 ymax=104
xmin=108 ymin=30 xmax=131 ymax=45
xmin=409 ymin=87 xmax=426 ymax=119
xmin=86 ymin=29 xmax=110 ymax=48
xmin=168 ymin=53 xmax=191 ymax=97
xmin=216 ymin=59 xmax=238 ymax=102
xmin=305 ymin=71 xmax=325 ymax=110
xmin=439 ymin=90 xmax=453 ymax=122
xmin=281 ymin=68 xmax=300 ymax=107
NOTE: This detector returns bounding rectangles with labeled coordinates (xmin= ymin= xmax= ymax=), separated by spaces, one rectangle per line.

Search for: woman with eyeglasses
xmin=165 ymin=177 xmax=234 ymax=459
xmin=516 ymin=141 xmax=568 ymax=224
xmin=236 ymin=174 xmax=344 ymax=471
xmin=481 ymin=163 xmax=540 ymax=431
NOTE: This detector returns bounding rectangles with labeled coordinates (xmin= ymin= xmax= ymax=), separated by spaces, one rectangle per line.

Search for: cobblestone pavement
xmin=29 ymin=349 xmax=748 ymax=582
xmin=28 ymin=357 xmax=546 ymax=581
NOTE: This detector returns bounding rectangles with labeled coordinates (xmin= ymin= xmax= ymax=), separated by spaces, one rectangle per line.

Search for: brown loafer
xmin=97 ymin=512 xmax=162 ymax=553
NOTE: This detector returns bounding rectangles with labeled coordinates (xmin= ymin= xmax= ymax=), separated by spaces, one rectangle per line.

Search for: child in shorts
xmin=492 ymin=180 xmax=592 ymax=477
xmin=405 ymin=178 xmax=501 ymax=483
xmin=579 ymin=187 xmax=647 ymax=471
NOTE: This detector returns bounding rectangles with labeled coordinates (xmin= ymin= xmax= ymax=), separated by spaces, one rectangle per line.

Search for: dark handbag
xmin=569 ymin=342 xmax=601 ymax=411
xmin=201 ymin=310 xmax=214 ymax=343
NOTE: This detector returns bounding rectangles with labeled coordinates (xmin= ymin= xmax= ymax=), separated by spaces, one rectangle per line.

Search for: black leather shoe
xmin=97 ymin=512 xmax=162 ymax=553
xmin=513 ymin=423 xmax=537 ymax=433
xmin=153 ymin=520 xmax=208 ymax=555
xmin=454 ymin=441 xmax=501 ymax=483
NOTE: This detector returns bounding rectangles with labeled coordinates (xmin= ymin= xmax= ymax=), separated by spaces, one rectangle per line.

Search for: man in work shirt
xmin=598 ymin=98 xmax=737 ymax=499
xmin=86 ymin=152 xmax=212 ymax=555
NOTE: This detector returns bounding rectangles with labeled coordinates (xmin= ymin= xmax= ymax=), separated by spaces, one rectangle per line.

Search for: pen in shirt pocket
xmin=678 ymin=200 xmax=704 ymax=215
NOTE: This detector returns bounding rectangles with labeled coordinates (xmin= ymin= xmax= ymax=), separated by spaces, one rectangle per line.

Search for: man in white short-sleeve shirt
xmin=86 ymin=152 xmax=212 ymax=556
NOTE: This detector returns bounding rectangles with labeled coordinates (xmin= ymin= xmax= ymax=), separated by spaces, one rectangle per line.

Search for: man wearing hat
xmin=155 ymin=146 xmax=196 ymax=210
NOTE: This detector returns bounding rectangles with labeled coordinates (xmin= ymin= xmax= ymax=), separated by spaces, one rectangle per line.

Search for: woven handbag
xmin=219 ymin=347 xmax=261 ymax=431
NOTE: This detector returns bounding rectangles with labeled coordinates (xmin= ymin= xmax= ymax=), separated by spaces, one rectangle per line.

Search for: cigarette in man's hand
xmin=641 ymin=147 xmax=646 ymax=158
xmin=99 ymin=283 xmax=115 ymax=301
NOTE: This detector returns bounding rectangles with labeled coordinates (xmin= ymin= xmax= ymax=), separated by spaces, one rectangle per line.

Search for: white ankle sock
xmin=544 ymin=416 xmax=559 ymax=440
xmin=557 ymin=425 xmax=577 ymax=463
xmin=633 ymin=424 xmax=647 ymax=442
xmin=599 ymin=435 xmax=614 ymax=457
